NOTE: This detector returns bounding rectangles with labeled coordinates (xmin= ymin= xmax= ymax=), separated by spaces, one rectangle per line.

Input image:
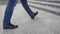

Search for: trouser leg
xmin=3 ymin=0 xmax=17 ymax=26
xmin=20 ymin=0 xmax=34 ymax=16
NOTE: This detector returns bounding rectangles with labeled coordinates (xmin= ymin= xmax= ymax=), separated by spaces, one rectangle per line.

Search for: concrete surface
xmin=0 ymin=0 xmax=60 ymax=34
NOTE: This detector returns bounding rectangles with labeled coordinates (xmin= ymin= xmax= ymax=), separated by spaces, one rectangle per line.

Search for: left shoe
xmin=3 ymin=23 xmax=18 ymax=29
xmin=31 ymin=11 xmax=38 ymax=19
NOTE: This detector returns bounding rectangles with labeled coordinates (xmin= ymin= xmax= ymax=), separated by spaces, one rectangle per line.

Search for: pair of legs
xmin=3 ymin=0 xmax=38 ymax=29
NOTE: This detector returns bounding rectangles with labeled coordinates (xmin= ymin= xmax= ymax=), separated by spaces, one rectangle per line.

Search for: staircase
xmin=28 ymin=0 xmax=60 ymax=16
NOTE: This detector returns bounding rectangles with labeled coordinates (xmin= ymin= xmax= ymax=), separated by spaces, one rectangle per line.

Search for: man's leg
xmin=20 ymin=0 xmax=38 ymax=19
xmin=3 ymin=0 xmax=18 ymax=29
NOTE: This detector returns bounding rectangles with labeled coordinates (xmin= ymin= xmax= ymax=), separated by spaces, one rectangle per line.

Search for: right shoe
xmin=31 ymin=11 xmax=38 ymax=19
xmin=3 ymin=23 xmax=18 ymax=29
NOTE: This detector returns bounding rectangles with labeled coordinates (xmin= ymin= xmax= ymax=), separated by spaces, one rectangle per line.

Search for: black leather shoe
xmin=31 ymin=11 xmax=38 ymax=19
xmin=3 ymin=23 xmax=18 ymax=29
xmin=9 ymin=23 xmax=18 ymax=27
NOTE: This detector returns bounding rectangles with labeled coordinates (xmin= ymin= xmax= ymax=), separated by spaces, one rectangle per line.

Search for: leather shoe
xmin=3 ymin=23 xmax=18 ymax=29
xmin=31 ymin=11 xmax=38 ymax=19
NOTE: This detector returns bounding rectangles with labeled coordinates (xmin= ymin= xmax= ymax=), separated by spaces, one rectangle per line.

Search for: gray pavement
xmin=0 ymin=0 xmax=60 ymax=34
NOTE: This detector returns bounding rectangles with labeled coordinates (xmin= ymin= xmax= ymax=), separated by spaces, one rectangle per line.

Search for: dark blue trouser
xmin=3 ymin=0 xmax=34 ymax=26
